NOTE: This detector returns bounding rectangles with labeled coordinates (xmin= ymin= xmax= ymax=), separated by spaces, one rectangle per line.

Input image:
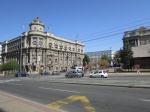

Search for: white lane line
xmin=140 ymin=99 xmax=150 ymax=102
xmin=39 ymin=87 xmax=80 ymax=93
xmin=0 ymin=79 xmax=20 ymax=83
xmin=7 ymin=83 xmax=22 ymax=86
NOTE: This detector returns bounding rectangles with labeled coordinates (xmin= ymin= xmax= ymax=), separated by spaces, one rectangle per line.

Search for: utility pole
xmin=20 ymin=36 xmax=22 ymax=76
xmin=76 ymin=34 xmax=78 ymax=66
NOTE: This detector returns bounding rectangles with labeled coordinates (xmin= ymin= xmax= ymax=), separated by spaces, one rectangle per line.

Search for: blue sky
xmin=0 ymin=0 xmax=150 ymax=52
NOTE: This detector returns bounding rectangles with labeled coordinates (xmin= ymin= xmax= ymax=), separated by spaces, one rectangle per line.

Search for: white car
xmin=89 ymin=70 xmax=108 ymax=78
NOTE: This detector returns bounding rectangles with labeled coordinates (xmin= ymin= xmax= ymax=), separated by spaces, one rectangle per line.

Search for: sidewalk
xmin=0 ymin=92 xmax=65 ymax=112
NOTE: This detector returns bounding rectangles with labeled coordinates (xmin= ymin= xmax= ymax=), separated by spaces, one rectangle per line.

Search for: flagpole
xmin=47 ymin=24 xmax=51 ymax=32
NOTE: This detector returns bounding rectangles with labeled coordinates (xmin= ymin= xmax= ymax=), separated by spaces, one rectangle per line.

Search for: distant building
xmin=123 ymin=26 xmax=150 ymax=68
xmin=0 ymin=42 xmax=2 ymax=64
xmin=1 ymin=17 xmax=84 ymax=72
xmin=85 ymin=50 xmax=117 ymax=63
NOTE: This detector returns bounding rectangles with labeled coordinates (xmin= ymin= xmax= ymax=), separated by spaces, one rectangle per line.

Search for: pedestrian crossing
xmin=0 ymin=79 xmax=20 ymax=83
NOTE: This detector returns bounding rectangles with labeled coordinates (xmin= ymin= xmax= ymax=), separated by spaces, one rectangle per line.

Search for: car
xmin=77 ymin=71 xmax=84 ymax=77
xmin=89 ymin=70 xmax=108 ymax=78
xmin=52 ymin=71 xmax=60 ymax=75
xmin=41 ymin=71 xmax=50 ymax=75
xmin=65 ymin=71 xmax=82 ymax=78
xmin=15 ymin=72 xmax=29 ymax=77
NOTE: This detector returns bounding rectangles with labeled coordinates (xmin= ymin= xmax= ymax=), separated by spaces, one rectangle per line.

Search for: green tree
xmin=100 ymin=55 xmax=110 ymax=67
xmin=100 ymin=59 xmax=110 ymax=68
xmin=113 ymin=51 xmax=121 ymax=66
xmin=101 ymin=55 xmax=110 ymax=61
xmin=83 ymin=54 xmax=90 ymax=67
xmin=1 ymin=60 xmax=19 ymax=71
xmin=87 ymin=62 xmax=93 ymax=70
xmin=93 ymin=59 xmax=98 ymax=68
xmin=0 ymin=65 xmax=2 ymax=71
xmin=120 ymin=43 xmax=133 ymax=70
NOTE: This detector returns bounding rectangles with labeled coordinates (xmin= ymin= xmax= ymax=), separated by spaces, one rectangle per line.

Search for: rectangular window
xmin=55 ymin=59 xmax=57 ymax=63
xmin=39 ymin=38 xmax=43 ymax=44
xmin=33 ymin=37 xmax=37 ymax=45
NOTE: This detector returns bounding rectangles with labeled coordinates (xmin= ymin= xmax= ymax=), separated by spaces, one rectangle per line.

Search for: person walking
xmin=137 ymin=64 xmax=140 ymax=74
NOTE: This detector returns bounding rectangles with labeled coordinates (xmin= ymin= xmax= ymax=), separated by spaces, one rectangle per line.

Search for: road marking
xmin=140 ymin=99 xmax=150 ymax=102
xmin=0 ymin=79 xmax=20 ymax=83
xmin=47 ymin=95 xmax=96 ymax=112
xmin=7 ymin=83 xmax=22 ymax=85
xmin=39 ymin=87 xmax=80 ymax=93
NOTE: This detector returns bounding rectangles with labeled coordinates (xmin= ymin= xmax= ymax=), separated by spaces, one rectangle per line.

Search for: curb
xmin=35 ymin=80 xmax=150 ymax=89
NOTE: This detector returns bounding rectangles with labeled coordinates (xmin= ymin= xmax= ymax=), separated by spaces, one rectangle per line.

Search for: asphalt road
xmin=0 ymin=76 xmax=150 ymax=112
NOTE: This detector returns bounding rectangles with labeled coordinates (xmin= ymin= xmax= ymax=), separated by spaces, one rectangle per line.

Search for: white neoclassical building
xmin=1 ymin=17 xmax=84 ymax=73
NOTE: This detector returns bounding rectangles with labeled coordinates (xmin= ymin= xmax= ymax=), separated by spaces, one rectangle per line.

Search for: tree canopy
xmin=1 ymin=60 xmax=19 ymax=71
xmin=101 ymin=55 xmax=110 ymax=61
xmin=83 ymin=54 xmax=90 ymax=67
xmin=113 ymin=51 xmax=121 ymax=66
xmin=120 ymin=43 xmax=133 ymax=69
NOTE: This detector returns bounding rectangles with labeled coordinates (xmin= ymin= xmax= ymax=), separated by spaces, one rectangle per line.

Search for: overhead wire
xmin=80 ymin=21 xmax=150 ymax=42
xmin=77 ymin=17 xmax=150 ymax=40
xmin=70 ymin=17 xmax=150 ymax=51
xmin=84 ymin=24 xmax=150 ymax=50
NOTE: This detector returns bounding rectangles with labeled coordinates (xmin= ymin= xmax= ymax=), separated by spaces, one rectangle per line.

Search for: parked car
xmin=77 ymin=71 xmax=84 ymax=77
xmin=41 ymin=71 xmax=50 ymax=75
xmin=65 ymin=71 xmax=82 ymax=78
xmin=52 ymin=71 xmax=61 ymax=75
xmin=15 ymin=72 xmax=29 ymax=77
xmin=89 ymin=70 xmax=108 ymax=78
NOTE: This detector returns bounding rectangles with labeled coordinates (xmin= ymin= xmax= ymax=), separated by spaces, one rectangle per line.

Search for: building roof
xmin=29 ymin=16 xmax=44 ymax=26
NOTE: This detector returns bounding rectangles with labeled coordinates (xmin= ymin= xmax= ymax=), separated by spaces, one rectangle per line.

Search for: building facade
xmin=123 ymin=26 xmax=150 ymax=68
xmin=1 ymin=17 xmax=84 ymax=72
xmin=85 ymin=50 xmax=116 ymax=63
xmin=0 ymin=42 xmax=2 ymax=64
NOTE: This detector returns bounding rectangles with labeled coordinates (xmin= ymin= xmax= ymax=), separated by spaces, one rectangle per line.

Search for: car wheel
xmin=90 ymin=75 xmax=92 ymax=78
xmin=101 ymin=75 xmax=104 ymax=78
xmin=65 ymin=76 xmax=68 ymax=78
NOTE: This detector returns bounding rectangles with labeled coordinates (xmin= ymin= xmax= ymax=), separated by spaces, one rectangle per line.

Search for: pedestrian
xmin=136 ymin=64 xmax=140 ymax=74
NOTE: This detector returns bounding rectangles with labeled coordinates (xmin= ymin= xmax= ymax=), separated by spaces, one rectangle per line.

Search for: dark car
xmin=15 ymin=72 xmax=29 ymax=77
xmin=52 ymin=71 xmax=60 ymax=75
xmin=65 ymin=71 xmax=82 ymax=78
xmin=41 ymin=71 xmax=50 ymax=75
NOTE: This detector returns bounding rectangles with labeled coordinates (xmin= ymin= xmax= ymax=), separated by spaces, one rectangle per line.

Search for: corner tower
xmin=29 ymin=16 xmax=45 ymax=32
